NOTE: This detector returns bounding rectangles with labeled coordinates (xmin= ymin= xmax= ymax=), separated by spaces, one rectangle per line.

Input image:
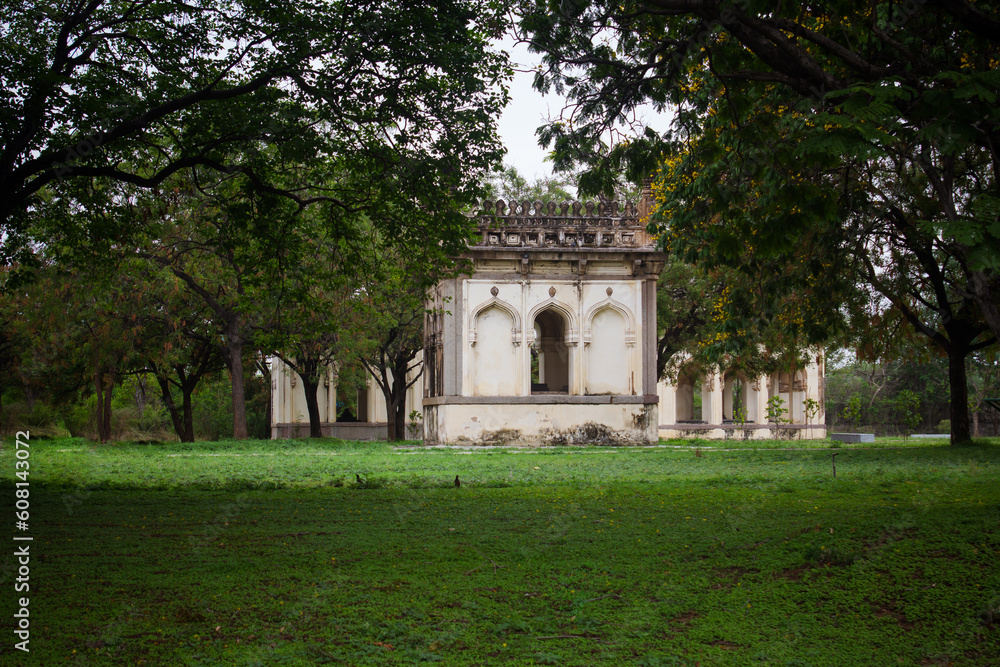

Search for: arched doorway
xmin=675 ymin=367 xmax=705 ymax=422
xmin=531 ymin=309 xmax=570 ymax=393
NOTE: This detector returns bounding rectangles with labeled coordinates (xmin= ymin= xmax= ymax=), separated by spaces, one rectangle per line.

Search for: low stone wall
xmin=658 ymin=423 xmax=827 ymax=440
xmin=271 ymin=422 xmax=423 ymax=441
xmin=829 ymin=432 xmax=874 ymax=443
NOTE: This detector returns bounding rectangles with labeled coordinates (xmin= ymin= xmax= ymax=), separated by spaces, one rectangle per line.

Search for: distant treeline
xmin=824 ymin=352 xmax=999 ymax=437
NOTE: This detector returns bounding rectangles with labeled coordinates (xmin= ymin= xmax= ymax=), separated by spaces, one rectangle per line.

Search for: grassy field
xmin=1 ymin=435 xmax=998 ymax=666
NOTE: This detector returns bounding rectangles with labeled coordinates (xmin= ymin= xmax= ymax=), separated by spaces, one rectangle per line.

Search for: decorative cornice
xmin=474 ymin=199 xmax=655 ymax=250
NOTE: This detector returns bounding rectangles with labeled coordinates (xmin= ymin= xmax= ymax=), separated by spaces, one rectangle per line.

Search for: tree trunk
xmin=378 ymin=375 xmax=404 ymax=442
xmin=94 ymin=365 xmax=116 ymax=443
xmin=135 ymin=375 xmax=148 ymax=420
xmin=947 ymin=344 xmax=972 ymax=444
xmin=181 ymin=386 xmax=195 ymax=442
xmin=95 ymin=365 xmax=108 ymax=443
xmin=394 ymin=397 xmax=407 ymax=441
xmin=387 ymin=360 xmax=410 ymax=442
xmin=221 ymin=318 xmax=248 ymax=439
xmin=291 ymin=357 xmax=324 ymax=438
xmin=301 ymin=376 xmax=323 ymax=438
xmin=156 ymin=375 xmax=188 ymax=442
xmin=229 ymin=352 xmax=248 ymax=439
xmin=385 ymin=399 xmax=403 ymax=441
xmin=103 ymin=370 xmax=115 ymax=440
xmin=96 ymin=367 xmax=115 ymax=443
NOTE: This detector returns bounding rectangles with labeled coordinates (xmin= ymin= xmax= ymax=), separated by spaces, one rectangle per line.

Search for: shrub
xmin=895 ymin=389 xmax=921 ymax=438
xmin=842 ymin=395 xmax=864 ymax=431
xmin=192 ymin=376 xmax=233 ymax=441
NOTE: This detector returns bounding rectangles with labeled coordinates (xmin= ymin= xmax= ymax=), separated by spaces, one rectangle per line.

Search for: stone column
xmin=270 ymin=357 xmax=282 ymax=438
xmin=370 ymin=378 xmax=384 ymax=423
xmin=752 ymin=376 xmax=769 ymax=427
xmin=642 ymin=274 xmax=658 ymax=397
xmin=722 ymin=375 xmax=734 ymax=421
xmin=326 ymin=366 xmax=336 ymax=424
xmin=703 ymin=373 xmax=724 ymax=425
xmin=657 ymin=380 xmax=675 ymax=425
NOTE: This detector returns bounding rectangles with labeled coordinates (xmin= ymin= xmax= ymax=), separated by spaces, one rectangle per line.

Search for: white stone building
xmin=270 ymin=359 xmax=423 ymax=440
xmin=656 ymin=354 xmax=826 ymax=440
xmin=270 ymin=198 xmax=825 ymax=442
xmin=421 ymin=199 xmax=665 ymax=445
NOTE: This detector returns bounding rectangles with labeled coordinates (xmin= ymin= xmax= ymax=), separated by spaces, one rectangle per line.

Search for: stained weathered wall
xmin=587 ymin=307 xmax=629 ymax=394
xmin=471 ymin=305 xmax=519 ymax=395
xmin=423 ymin=400 xmax=657 ymax=446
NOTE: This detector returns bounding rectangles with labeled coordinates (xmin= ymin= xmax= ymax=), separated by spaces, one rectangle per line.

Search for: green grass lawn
xmin=1 ymin=436 xmax=998 ymax=666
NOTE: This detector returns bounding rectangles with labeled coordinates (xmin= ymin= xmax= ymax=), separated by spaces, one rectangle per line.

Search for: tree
xmin=273 ymin=330 xmax=345 ymax=439
xmin=518 ymin=0 xmax=1000 ymax=443
xmin=654 ymin=259 xmax=716 ymax=380
xmin=267 ymin=259 xmax=361 ymax=439
xmin=138 ymin=270 xmax=228 ymax=443
xmin=2 ymin=0 xmax=509 ymax=266
xmin=149 ymin=336 xmax=225 ymax=444
xmin=356 ymin=281 xmax=426 ymax=442
xmin=8 ymin=258 xmax=147 ymax=442
xmin=138 ymin=179 xmax=293 ymax=440
xmin=484 ymin=165 xmax=577 ymax=202
xmin=348 ymin=225 xmax=464 ymax=442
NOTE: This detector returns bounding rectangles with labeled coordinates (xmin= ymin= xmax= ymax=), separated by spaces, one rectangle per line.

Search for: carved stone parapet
xmin=475 ymin=199 xmax=653 ymax=249
xmin=483 ymin=199 xmax=637 ymax=219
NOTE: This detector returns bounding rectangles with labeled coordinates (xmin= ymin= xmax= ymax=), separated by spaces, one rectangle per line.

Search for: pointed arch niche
xmin=584 ymin=296 xmax=636 ymax=395
xmin=470 ymin=299 xmax=520 ymax=396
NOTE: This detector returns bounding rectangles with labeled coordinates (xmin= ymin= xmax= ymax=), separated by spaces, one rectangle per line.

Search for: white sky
xmin=494 ymin=38 xmax=563 ymax=181
xmin=494 ymin=38 xmax=673 ymax=185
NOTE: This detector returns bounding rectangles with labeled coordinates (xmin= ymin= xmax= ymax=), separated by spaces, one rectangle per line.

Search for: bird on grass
xmin=356 ymin=473 xmax=363 ymax=484
xmin=454 ymin=475 xmax=461 ymax=488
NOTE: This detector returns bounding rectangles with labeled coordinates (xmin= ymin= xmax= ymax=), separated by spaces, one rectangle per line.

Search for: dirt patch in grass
xmin=873 ymin=604 xmax=917 ymax=630
xmin=669 ymin=611 xmax=700 ymax=629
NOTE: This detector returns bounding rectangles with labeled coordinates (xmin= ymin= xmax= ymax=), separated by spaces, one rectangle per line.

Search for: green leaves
xmin=519 ymin=2 xmax=1000 ymax=440
xmin=2 ymin=0 xmax=510 ymax=263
